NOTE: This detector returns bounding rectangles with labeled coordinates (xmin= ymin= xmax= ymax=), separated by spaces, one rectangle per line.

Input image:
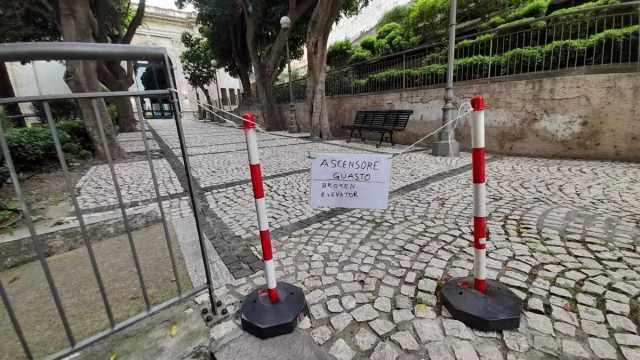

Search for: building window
xmin=229 ymin=89 xmax=237 ymax=106
xmin=221 ymin=88 xmax=229 ymax=106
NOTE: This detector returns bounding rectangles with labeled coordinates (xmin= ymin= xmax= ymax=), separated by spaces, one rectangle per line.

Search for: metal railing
xmin=274 ymin=1 xmax=640 ymax=102
xmin=0 ymin=43 xmax=216 ymax=360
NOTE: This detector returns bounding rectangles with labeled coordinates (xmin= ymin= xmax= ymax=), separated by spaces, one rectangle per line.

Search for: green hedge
xmin=347 ymin=24 xmax=638 ymax=94
xmin=4 ymin=121 xmax=93 ymax=171
xmin=549 ymin=0 xmax=620 ymax=17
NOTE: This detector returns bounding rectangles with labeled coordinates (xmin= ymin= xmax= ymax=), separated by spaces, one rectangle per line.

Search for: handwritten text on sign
xmin=311 ymin=153 xmax=391 ymax=209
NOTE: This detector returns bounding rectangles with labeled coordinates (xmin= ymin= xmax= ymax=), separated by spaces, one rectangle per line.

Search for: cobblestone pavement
xmin=75 ymin=118 xmax=640 ymax=360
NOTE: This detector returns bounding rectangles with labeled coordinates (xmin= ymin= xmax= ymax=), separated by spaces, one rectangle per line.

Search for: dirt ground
xmin=0 ymin=160 xmax=96 ymax=235
xmin=0 ymin=222 xmax=193 ymax=360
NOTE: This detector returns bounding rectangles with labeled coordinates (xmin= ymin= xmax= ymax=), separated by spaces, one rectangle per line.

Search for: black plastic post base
xmin=442 ymin=277 xmax=522 ymax=331
xmin=241 ymin=282 xmax=307 ymax=339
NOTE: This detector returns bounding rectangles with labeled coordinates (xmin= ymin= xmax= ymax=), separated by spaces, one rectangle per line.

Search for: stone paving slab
xmin=209 ymin=155 xmax=639 ymax=359
xmin=74 ymin=118 xmax=639 ymax=359
xmin=75 ymin=159 xmax=184 ymax=210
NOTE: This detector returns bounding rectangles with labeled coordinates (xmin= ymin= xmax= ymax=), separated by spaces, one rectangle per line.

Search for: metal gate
xmin=0 ymin=42 xmax=216 ymax=360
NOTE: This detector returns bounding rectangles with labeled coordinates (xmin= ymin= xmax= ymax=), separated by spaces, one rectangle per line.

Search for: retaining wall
xmin=281 ymin=70 xmax=640 ymax=161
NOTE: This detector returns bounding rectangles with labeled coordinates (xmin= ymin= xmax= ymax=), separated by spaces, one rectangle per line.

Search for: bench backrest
xmin=354 ymin=110 xmax=413 ymax=130
xmin=385 ymin=110 xmax=412 ymax=130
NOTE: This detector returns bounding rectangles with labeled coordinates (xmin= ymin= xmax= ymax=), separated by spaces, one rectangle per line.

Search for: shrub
xmin=349 ymin=48 xmax=373 ymax=64
xmin=6 ymin=127 xmax=70 ymax=168
xmin=510 ymin=0 xmax=551 ymax=19
xmin=376 ymin=22 xmax=411 ymax=55
xmin=3 ymin=119 xmax=96 ymax=170
xmin=56 ymin=120 xmax=93 ymax=151
xmin=359 ymin=36 xmax=379 ymax=55
xmin=378 ymin=3 xmax=414 ymax=28
xmin=327 ymin=40 xmax=355 ymax=68
xmin=0 ymin=107 xmax=11 ymax=131
xmin=408 ymin=0 xmax=449 ymax=43
xmin=457 ymin=34 xmax=494 ymax=49
xmin=550 ymin=0 xmax=620 ymax=17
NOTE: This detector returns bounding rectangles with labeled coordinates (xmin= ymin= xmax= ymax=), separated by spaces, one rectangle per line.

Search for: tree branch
xmin=264 ymin=0 xmax=316 ymax=78
xmin=122 ymin=0 xmax=145 ymax=44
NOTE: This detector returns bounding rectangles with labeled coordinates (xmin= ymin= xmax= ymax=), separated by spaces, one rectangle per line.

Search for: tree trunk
xmin=0 ymin=62 xmax=24 ymax=127
xmin=238 ymin=0 xmax=315 ymax=130
xmin=254 ymin=63 xmax=286 ymax=130
xmin=237 ymin=68 xmax=252 ymax=104
xmin=199 ymin=85 xmax=213 ymax=120
xmin=111 ymin=97 xmax=136 ymax=131
xmin=98 ymin=62 xmax=137 ymax=132
xmin=305 ymin=0 xmax=344 ymax=140
xmin=58 ymin=0 xmax=124 ymax=160
xmin=195 ymin=89 xmax=203 ymax=120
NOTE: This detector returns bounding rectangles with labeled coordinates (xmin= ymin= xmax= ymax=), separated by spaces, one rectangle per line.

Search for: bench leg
xmin=376 ymin=132 xmax=385 ymax=148
xmin=347 ymin=129 xmax=354 ymax=143
xmin=389 ymin=131 xmax=394 ymax=147
xmin=359 ymin=129 xmax=365 ymax=143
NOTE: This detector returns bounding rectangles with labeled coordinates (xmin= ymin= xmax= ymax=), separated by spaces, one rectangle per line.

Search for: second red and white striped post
xmin=441 ymin=96 xmax=522 ymax=331
xmin=470 ymin=96 xmax=487 ymax=294
xmin=243 ymin=113 xmax=279 ymax=303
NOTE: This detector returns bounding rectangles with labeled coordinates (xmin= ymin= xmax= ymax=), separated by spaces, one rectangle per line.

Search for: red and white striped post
xmin=243 ymin=113 xmax=279 ymax=303
xmin=441 ymin=97 xmax=522 ymax=331
xmin=470 ymin=95 xmax=487 ymax=294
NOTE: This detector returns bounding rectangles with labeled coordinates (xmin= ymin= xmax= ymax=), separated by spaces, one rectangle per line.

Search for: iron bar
xmin=0 ymin=42 xmax=167 ymax=62
xmin=133 ymin=95 xmax=183 ymax=296
xmin=43 ymin=103 xmax=116 ymax=328
xmin=45 ymin=284 xmax=208 ymax=360
xmin=0 ymin=113 xmax=76 ymax=346
xmin=163 ymin=54 xmax=218 ymax=314
xmin=576 ymin=22 xmax=581 ymax=68
xmin=91 ymin=99 xmax=151 ymax=311
xmin=0 ymin=90 xmax=171 ymax=105
xmin=0 ymin=278 xmax=33 ymax=359
xmin=602 ymin=17 xmax=608 ymax=65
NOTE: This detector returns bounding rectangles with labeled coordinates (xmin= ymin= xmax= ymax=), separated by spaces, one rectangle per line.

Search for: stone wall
xmin=282 ymin=71 xmax=640 ymax=161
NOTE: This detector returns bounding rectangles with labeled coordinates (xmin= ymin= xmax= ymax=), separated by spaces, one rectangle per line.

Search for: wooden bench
xmin=342 ymin=110 xmax=413 ymax=147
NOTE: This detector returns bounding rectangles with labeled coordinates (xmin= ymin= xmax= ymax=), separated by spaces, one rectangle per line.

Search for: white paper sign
xmin=311 ymin=153 xmax=392 ymax=209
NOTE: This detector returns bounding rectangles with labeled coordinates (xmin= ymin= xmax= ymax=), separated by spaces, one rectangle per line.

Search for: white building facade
xmin=5 ymin=5 xmax=242 ymax=118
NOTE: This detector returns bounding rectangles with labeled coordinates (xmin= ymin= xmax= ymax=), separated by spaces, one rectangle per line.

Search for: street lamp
xmin=280 ymin=15 xmax=299 ymax=133
xmin=211 ymin=59 xmax=223 ymax=112
xmin=432 ymin=0 xmax=460 ymax=156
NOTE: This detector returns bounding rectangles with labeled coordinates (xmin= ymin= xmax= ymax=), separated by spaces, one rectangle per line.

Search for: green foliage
xmin=327 ymin=40 xmax=355 ymax=68
xmin=4 ymin=120 xmax=94 ymax=170
xmin=376 ymin=22 xmax=411 ymax=55
xmin=378 ymin=3 xmax=414 ymax=28
xmin=506 ymin=0 xmax=551 ymax=21
xmin=0 ymin=107 xmax=11 ymax=132
xmin=549 ymin=0 xmax=619 ymax=17
xmin=349 ymin=48 xmax=374 ymax=64
xmin=56 ymin=120 xmax=93 ymax=152
xmin=496 ymin=17 xmax=538 ymax=30
xmin=349 ymin=23 xmax=638 ymax=93
xmin=6 ymin=127 xmax=68 ymax=167
xmin=0 ymin=1 xmax=59 ymax=43
xmin=181 ymin=32 xmax=217 ymax=90
xmin=457 ymin=34 xmax=494 ymax=48
xmin=377 ymin=23 xmax=404 ymax=41
xmin=359 ymin=36 xmax=380 ymax=55
xmin=408 ymin=0 xmax=449 ymax=43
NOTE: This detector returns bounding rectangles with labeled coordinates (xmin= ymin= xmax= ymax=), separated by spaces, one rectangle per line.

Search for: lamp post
xmin=280 ymin=15 xmax=299 ymax=133
xmin=211 ymin=60 xmax=223 ymax=112
xmin=432 ymin=0 xmax=460 ymax=156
